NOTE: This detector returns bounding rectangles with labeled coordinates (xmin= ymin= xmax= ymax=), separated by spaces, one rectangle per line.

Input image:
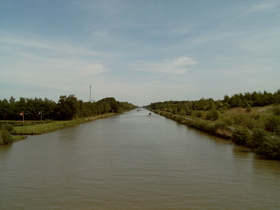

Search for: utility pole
xmin=89 ymin=85 xmax=91 ymax=102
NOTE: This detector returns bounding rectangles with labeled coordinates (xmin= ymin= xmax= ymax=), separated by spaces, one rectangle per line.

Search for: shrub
xmin=222 ymin=118 xmax=233 ymax=126
xmin=0 ymin=127 xmax=13 ymax=145
xmin=206 ymin=110 xmax=219 ymax=121
xmin=244 ymin=118 xmax=257 ymax=129
xmin=2 ymin=124 xmax=14 ymax=133
xmin=252 ymin=114 xmax=261 ymax=120
xmin=196 ymin=120 xmax=215 ymax=133
xmin=272 ymin=104 xmax=280 ymax=116
xmin=214 ymin=122 xmax=228 ymax=131
xmin=195 ymin=111 xmax=203 ymax=118
xmin=275 ymin=125 xmax=280 ymax=136
xmin=232 ymin=128 xmax=249 ymax=145
xmin=232 ymin=115 xmax=245 ymax=125
xmin=214 ymin=122 xmax=232 ymax=138
xmin=256 ymin=136 xmax=280 ymax=159
xmin=179 ymin=110 xmax=186 ymax=116
xmin=265 ymin=116 xmax=280 ymax=132
xmin=248 ymin=128 xmax=267 ymax=149
xmin=175 ymin=116 xmax=185 ymax=124
xmin=246 ymin=104 xmax=252 ymax=112
xmin=205 ymin=111 xmax=212 ymax=120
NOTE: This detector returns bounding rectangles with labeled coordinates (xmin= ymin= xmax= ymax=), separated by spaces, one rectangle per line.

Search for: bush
xmin=275 ymin=125 xmax=280 ymax=135
xmin=2 ymin=124 xmax=14 ymax=133
xmin=248 ymin=128 xmax=267 ymax=149
xmin=214 ymin=122 xmax=228 ymax=131
xmin=179 ymin=110 xmax=186 ymax=116
xmin=222 ymin=118 xmax=233 ymax=126
xmin=195 ymin=111 xmax=203 ymax=118
xmin=272 ymin=104 xmax=280 ymax=116
xmin=175 ymin=116 xmax=185 ymax=124
xmin=265 ymin=116 xmax=280 ymax=132
xmin=232 ymin=128 xmax=249 ymax=145
xmin=246 ymin=104 xmax=252 ymax=112
xmin=206 ymin=110 xmax=219 ymax=121
xmin=256 ymin=136 xmax=280 ymax=159
xmin=244 ymin=118 xmax=257 ymax=129
xmin=195 ymin=120 xmax=215 ymax=133
xmin=0 ymin=127 xmax=13 ymax=145
xmin=232 ymin=115 xmax=245 ymax=125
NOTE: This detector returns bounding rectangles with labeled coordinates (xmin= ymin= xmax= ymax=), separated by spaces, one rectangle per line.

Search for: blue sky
xmin=0 ymin=0 xmax=279 ymax=105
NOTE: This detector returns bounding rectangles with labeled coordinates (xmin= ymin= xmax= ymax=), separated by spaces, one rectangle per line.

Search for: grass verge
xmin=12 ymin=113 xmax=116 ymax=135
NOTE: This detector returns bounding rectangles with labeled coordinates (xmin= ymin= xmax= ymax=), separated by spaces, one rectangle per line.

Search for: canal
xmin=0 ymin=109 xmax=280 ymax=209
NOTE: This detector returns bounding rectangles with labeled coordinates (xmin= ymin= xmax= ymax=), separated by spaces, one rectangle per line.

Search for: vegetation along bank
xmin=147 ymin=90 xmax=280 ymax=159
xmin=0 ymin=95 xmax=137 ymax=145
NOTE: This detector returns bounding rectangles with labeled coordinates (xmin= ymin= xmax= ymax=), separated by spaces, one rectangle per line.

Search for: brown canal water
xmin=0 ymin=109 xmax=280 ymax=209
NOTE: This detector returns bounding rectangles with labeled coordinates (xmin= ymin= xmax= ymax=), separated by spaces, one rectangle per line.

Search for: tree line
xmin=149 ymin=90 xmax=280 ymax=114
xmin=0 ymin=95 xmax=137 ymax=121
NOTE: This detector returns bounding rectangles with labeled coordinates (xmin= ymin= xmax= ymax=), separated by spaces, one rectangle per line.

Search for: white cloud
xmin=0 ymin=30 xmax=109 ymax=58
xmin=247 ymin=1 xmax=279 ymax=13
xmin=171 ymin=57 xmax=197 ymax=66
xmin=131 ymin=56 xmax=197 ymax=75
xmin=0 ymin=30 xmax=109 ymax=89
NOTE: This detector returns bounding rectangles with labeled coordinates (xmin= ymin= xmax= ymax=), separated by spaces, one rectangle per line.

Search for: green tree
xmin=56 ymin=95 xmax=79 ymax=120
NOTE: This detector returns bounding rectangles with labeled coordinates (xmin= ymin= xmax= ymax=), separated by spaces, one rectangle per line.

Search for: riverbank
xmin=1 ymin=113 xmax=116 ymax=145
xmin=14 ymin=113 xmax=116 ymax=135
xmin=149 ymin=109 xmax=280 ymax=159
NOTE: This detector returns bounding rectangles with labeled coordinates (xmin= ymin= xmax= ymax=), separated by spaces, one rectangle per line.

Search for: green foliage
xmin=214 ymin=122 xmax=228 ymax=131
xmin=265 ymin=116 xmax=280 ymax=133
xmin=223 ymin=90 xmax=280 ymax=108
xmin=272 ymin=104 xmax=280 ymax=116
xmin=2 ymin=124 xmax=14 ymax=133
xmin=0 ymin=126 xmax=14 ymax=145
xmin=232 ymin=128 xmax=249 ymax=145
xmin=0 ymin=96 xmax=137 ymax=121
xmin=255 ymin=136 xmax=280 ymax=159
xmin=179 ymin=110 xmax=186 ymax=116
xmin=205 ymin=110 xmax=219 ymax=121
xmin=194 ymin=111 xmax=203 ymax=118
xmin=248 ymin=128 xmax=267 ymax=149
xmin=222 ymin=118 xmax=233 ymax=126
xmin=190 ymin=120 xmax=215 ymax=133
xmin=55 ymin=95 xmax=79 ymax=120
xmin=232 ymin=114 xmax=245 ymax=125
xmin=244 ymin=118 xmax=257 ymax=129
xmin=246 ymin=104 xmax=252 ymax=112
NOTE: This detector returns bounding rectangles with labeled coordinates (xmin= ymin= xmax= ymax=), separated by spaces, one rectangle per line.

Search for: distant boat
xmin=148 ymin=112 xmax=152 ymax=116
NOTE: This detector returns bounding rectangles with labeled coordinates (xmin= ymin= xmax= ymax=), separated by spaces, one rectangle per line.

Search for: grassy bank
xmin=0 ymin=113 xmax=116 ymax=145
xmin=150 ymin=106 xmax=280 ymax=159
xmin=13 ymin=113 xmax=116 ymax=135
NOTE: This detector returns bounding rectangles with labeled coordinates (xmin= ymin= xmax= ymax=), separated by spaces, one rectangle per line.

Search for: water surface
xmin=1 ymin=109 xmax=280 ymax=209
